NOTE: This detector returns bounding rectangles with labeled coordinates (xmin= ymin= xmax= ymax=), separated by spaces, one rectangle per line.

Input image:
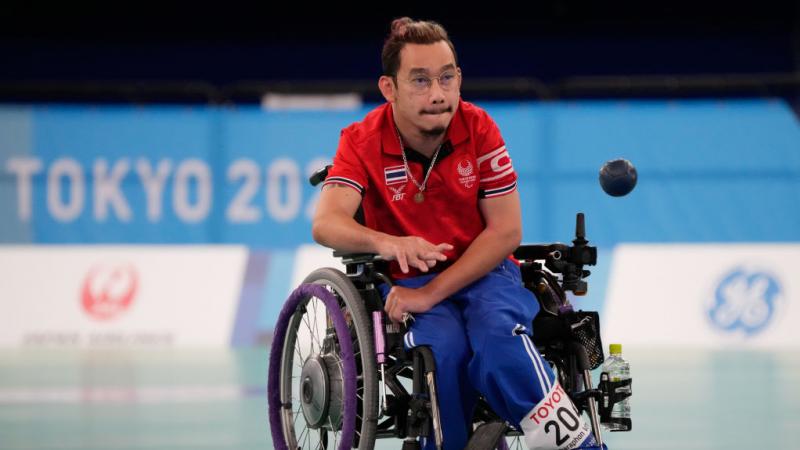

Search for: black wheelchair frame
xmin=267 ymin=167 xmax=632 ymax=450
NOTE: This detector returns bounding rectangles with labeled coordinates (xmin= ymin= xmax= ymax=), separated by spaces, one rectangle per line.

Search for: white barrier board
xmin=603 ymin=244 xmax=798 ymax=348
xmin=0 ymin=246 xmax=247 ymax=348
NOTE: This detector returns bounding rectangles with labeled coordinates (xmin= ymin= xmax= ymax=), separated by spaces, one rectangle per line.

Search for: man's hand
xmin=313 ymin=183 xmax=452 ymax=274
xmin=375 ymin=236 xmax=453 ymax=274
xmin=384 ymin=285 xmax=436 ymax=324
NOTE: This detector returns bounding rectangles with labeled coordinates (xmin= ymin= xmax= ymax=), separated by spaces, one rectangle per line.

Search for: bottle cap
xmin=609 ymin=343 xmax=622 ymax=355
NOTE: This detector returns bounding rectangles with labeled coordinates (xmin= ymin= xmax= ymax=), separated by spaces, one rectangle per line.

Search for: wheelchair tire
xmin=268 ymin=268 xmax=378 ymax=450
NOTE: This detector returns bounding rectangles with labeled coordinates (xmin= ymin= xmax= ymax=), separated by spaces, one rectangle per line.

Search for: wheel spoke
xmin=302 ymin=303 xmax=316 ymax=355
xmin=301 ymin=300 xmax=323 ymax=355
xmin=293 ymin=405 xmax=302 ymax=427
xmin=297 ymin=424 xmax=309 ymax=446
xmin=301 ymin=309 xmax=313 ymax=339
xmin=317 ymin=429 xmax=326 ymax=450
xmin=295 ymin=342 xmax=303 ymax=364
xmin=312 ymin=297 xmax=319 ymax=347
xmin=325 ymin=416 xmax=341 ymax=450
xmin=333 ymin=427 xmax=340 ymax=449
xmin=310 ymin=298 xmax=324 ymax=352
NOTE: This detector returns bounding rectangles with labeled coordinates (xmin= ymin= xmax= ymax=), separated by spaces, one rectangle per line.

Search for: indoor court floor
xmin=0 ymin=347 xmax=797 ymax=449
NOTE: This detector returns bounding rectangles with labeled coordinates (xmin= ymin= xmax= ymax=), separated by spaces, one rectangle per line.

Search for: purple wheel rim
xmin=268 ymin=283 xmax=358 ymax=450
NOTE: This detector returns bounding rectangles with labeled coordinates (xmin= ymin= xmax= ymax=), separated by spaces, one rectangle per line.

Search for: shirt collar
xmin=381 ymin=100 xmax=469 ymax=156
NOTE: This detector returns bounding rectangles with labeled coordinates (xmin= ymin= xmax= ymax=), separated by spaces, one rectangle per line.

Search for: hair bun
xmin=390 ymin=17 xmax=413 ymax=37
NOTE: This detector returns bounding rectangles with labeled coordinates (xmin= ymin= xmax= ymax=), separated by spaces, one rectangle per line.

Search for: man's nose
xmin=428 ymin=79 xmax=446 ymax=103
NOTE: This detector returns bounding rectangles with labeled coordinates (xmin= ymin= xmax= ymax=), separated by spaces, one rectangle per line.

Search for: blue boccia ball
xmin=599 ymin=158 xmax=637 ymax=197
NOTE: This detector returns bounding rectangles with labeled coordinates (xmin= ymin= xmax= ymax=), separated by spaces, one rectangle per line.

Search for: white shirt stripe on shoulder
xmin=481 ymin=167 xmax=515 ymax=183
xmin=476 ymin=145 xmax=507 ymax=166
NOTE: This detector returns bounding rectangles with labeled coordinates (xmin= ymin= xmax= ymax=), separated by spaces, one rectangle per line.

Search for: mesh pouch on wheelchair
xmin=527 ymin=267 xmax=605 ymax=370
xmin=569 ymin=310 xmax=604 ymax=370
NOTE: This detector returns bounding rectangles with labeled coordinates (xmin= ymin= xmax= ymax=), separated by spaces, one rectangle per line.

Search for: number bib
xmin=520 ymin=382 xmax=595 ymax=449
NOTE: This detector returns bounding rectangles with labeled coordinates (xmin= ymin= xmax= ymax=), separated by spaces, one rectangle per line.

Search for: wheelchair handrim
xmin=268 ymin=283 xmax=357 ymax=450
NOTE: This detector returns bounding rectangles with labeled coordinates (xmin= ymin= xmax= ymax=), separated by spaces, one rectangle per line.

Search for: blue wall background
xmin=1 ymin=99 xmax=799 ymax=247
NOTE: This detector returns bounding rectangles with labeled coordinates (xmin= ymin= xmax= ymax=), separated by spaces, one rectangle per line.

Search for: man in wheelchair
xmin=301 ymin=17 xmax=611 ymax=450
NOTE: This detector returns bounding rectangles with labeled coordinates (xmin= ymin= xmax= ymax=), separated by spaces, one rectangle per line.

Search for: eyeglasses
xmin=402 ymin=70 xmax=459 ymax=93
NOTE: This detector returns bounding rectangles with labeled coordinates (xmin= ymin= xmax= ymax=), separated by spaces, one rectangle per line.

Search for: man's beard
xmin=419 ymin=105 xmax=451 ymax=138
xmin=421 ymin=126 xmax=447 ymax=138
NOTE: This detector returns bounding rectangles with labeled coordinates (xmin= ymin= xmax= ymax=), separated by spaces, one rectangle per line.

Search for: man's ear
xmin=378 ymin=76 xmax=396 ymax=103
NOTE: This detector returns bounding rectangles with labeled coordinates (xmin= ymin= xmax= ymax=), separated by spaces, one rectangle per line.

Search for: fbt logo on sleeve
xmin=707 ymin=267 xmax=783 ymax=337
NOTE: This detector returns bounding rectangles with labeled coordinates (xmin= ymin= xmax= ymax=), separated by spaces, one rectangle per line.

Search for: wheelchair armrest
xmin=514 ymin=243 xmax=595 ymax=266
xmin=332 ymin=251 xmax=383 ymax=265
xmin=513 ymin=243 xmax=570 ymax=261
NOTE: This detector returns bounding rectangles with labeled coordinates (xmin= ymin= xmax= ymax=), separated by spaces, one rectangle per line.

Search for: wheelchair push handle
xmin=309 ymin=165 xmax=332 ymax=187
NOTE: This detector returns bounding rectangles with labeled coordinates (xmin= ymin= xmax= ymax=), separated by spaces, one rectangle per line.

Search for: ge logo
xmin=707 ymin=268 xmax=782 ymax=336
xmin=81 ymin=264 xmax=139 ymax=321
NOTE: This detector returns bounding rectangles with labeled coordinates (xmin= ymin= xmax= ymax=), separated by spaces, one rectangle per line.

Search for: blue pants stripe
xmin=520 ymin=332 xmax=550 ymax=395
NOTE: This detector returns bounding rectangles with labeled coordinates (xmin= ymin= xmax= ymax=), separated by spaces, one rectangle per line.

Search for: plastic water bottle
xmin=602 ymin=343 xmax=631 ymax=431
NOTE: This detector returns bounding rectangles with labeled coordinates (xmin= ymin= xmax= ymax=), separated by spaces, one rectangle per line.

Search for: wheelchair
xmin=267 ymin=168 xmax=632 ymax=450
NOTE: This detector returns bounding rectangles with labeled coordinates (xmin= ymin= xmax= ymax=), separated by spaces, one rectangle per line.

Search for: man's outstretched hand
xmin=375 ymin=235 xmax=453 ymax=274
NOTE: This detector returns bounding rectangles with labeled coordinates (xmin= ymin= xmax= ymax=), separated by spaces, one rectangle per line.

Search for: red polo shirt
xmin=323 ymin=99 xmax=517 ymax=279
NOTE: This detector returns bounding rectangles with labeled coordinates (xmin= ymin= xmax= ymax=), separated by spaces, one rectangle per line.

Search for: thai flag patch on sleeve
xmin=384 ymin=165 xmax=408 ymax=185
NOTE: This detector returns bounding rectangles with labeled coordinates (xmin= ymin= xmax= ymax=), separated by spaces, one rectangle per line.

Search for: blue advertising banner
xmin=1 ymin=100 xmax=798 ymax=246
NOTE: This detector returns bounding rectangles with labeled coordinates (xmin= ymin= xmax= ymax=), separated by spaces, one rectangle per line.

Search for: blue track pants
xmin=382 ymin=259 xmax=604 ymax=450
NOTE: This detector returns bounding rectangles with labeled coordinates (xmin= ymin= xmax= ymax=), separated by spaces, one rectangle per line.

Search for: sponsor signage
xmin=603 ymin=244 xmax=798 ymax=348
xmin=0 ymin=246 xmax=247 ymax=348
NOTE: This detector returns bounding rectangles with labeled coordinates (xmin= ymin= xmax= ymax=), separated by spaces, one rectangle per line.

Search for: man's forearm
xmin=421 ymin=225 xmax=521 ymax=304
xmin=312 ymin=213 xmax=385 ymax=253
